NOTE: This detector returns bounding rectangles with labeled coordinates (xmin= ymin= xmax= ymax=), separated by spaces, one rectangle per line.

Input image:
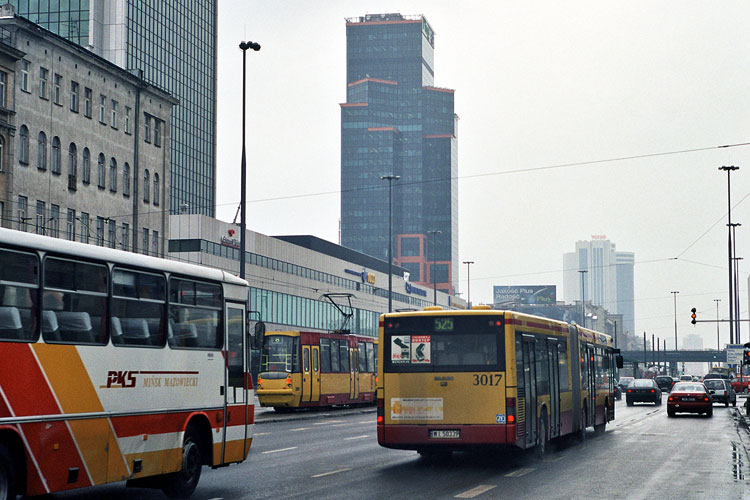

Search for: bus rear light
xmin=505 ymin=397 xmax=516 ymax=408
xmin=377 ymin=415 xmax=384 ymax=424
xmin=507 ymin=415 xmax=515 ymax=423
xmin=376 ymin=398 xmax=384 ymax=423
xmin=505 ymin=397 xmax=515 ymax=424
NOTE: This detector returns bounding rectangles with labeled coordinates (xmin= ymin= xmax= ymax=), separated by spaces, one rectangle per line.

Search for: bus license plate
xmin=429 ymin=430 xmax=460 ymax=439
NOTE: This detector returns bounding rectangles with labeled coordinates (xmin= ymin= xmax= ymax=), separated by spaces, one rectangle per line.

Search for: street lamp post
xmin=463 ymin=260 xmax=474 ymax=308
xmin=671 ymin=291 xmax=679 ymax=352
xmin=381 ymin=175 xmax=400 ymax=312
xmin=428 ymin=230 xmax=442 ymax=306
xmin=239 ymin=40 xmax=261 ymax=280
xmin=719 ymin=165 xmax=739 ymax=344
xmin=578 ymin=269 xmax=588 ymax=328
xmin=714 ymin=298 xmax=721 ymax=353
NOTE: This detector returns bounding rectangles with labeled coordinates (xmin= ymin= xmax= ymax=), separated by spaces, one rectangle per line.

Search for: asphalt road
xmin=50 ymin=396 xmax=750 ymax=500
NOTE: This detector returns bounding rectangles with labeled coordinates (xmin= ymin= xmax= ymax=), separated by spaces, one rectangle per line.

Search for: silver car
xmin=703 ymin=378 xmax=736 ymax=407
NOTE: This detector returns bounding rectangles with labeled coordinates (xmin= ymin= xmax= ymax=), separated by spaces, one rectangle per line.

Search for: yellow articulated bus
xmin=256 ymin=330 xmax=377 ymax=411
xmin=377 ymin=306 xmax=621 ymax=457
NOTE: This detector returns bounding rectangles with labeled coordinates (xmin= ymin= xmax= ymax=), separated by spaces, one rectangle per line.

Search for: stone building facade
xmin=0 ymin=5 xmax=176 ymax=255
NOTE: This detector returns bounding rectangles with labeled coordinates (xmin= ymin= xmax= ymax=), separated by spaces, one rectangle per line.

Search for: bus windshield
xmin=260 ymin=335 xmax=299 ymax=373
xmin=383 ymin=315 xmax=504 ymax=372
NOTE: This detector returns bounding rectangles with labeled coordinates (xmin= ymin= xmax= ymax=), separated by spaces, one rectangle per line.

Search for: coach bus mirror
xmin=253 ymin=321 xmax=266 ymax=350
xmin=616 ymin=355 xmax=624 ymax=369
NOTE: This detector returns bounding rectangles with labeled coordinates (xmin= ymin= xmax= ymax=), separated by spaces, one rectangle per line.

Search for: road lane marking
xmin=455 ymin=485 xmax=497 ymax=498
xmin=331 ymin=423 xmax=353 ymax=427
xmin=261 ymin=446 xmax=298 ymax=454
xmin=254 ymin=432 xmax=270 ymax=436
xmin=504 ymin=468 xmax=535 ymax=477
xmin=311 ymin=467 xmax=352 ymax=478
xmin=291 ymin=427 xmax=311 ymax=432
xmin=542 ymin=455 xmax=564 ymax=463
xmin=359 ymin=420 xmax=374 ymax=424
xmin=314 ymin=420 xmax=343 ymax=425
xmin=344 ymin=435 xmax=370 ymax=440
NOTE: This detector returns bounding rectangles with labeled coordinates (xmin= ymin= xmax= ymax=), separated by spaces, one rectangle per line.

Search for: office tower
xmin=563 ymin=238 xmax=635 ymax=334
xmin=9 ymin=1 xmax=218 ymax=217
xmin=341 ymin=13 xmax=458 ymax=294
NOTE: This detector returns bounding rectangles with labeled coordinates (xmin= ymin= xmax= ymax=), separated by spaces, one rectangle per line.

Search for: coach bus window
xmin=320 ymin=338 xmax=331 ymax=372
xmin=330 ymin=339 xmax=340 ymax=372
xmin=168 ymin=278 xmax=222 ymax=349
xmin=111 ymin=268 xmax=165 ymax=347
xmin=339 ymin=341 xmax=350 ymax=372
xmin=43 ymin=257 xmax=108 ymax=344
xmin=358 ymin=341 xmax=367 ymax=372
xmin=260 ymin=335 xmax=298 ymax=372
xmin=0 ymin=248 xmax=39 ymax=341
xmin=558 ymin=342 xmax=569 ymax=391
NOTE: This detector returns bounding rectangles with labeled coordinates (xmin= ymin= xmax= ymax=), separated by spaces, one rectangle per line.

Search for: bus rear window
xmin=384 ymin=316 xmax=504 ymax=372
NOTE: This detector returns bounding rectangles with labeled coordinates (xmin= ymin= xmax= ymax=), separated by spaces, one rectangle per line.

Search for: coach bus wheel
xmin=0 ymin=443 xmax=16 ymax=500
xmin=162 ymin=429 xmax=203 ymax=499
xmin=535 ymin=412 xmax=548 ymax=458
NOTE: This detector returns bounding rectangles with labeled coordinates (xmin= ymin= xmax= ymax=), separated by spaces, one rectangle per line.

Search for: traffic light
xmin=691 ymin=307 xmax=697 ymax=325
xmin=744 ymin=343 xmax=750 ymax=365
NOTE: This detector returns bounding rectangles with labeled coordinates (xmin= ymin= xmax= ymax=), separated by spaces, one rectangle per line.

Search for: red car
xmin=667 ymin=382 xmax=712 ymax=417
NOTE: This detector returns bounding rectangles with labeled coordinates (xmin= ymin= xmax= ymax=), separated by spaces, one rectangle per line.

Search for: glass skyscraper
xmin=341 ymin=13 xmax=458 ymax=294
xmin=9 ymin=0 xmax=218 ymax=217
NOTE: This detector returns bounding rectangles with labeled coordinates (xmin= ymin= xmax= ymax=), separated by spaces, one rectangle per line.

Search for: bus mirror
xmin=252 ymin=321 xmax=266 ymax=350
xmin=616 ymin=355 xmax=624 ymax=369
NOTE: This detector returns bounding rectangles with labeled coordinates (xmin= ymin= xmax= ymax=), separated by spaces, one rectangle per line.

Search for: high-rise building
xmin=341 ymin=13 xmax=458 ymax=294
xmin=563 ymin=238 xmax=635 ymax=334
xmin=7 ymin=0 xmax=218 ymax=217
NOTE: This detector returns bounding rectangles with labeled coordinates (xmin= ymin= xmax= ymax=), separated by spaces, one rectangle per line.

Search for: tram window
xmin=558 ymin=342 xmax=569 ymax=391
xmin=168 ymin=278 xmax=222 ymax=349
xmin=111 ymin=268 xmax=165 ymax=347
xmin=0 ymin=248 xmax=39 ymax=341
xmin=43 ymin=257 xmax=108 ymax=345
xmin=313 ymin=348 xmax=319 ymax=372
xmin=330 ymin=339 xmax=340 ymax=372
xmin=303 ymin=348 xmax=309 ymax=373
xmin=366 ymin=342 xmax=375 ymax=373
xmin=358 ymin=341 xmax=367 ymax=372
xmin=339 ymin=341 xmax=350 ymax=372
xmin=320 ymin=338 xmax=331 ymax=372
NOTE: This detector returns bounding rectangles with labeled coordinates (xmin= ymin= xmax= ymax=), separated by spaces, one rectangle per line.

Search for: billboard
xmin=493 ymin=285 xmax=556 ymax=305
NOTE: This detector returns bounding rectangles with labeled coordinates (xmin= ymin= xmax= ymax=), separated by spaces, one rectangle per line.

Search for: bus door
xmin=350 ymin=347 xmax=359 ymax=400
xmin=311 ymin=345 xmax=321 ymax=403
xmin=585 ymin=344 xmax=595 ymax=426
xmin=548 ymin=339 xmax=560 ymax=438
xmin=302 ymin=345 xmax=312 ymax=403
xmin=224 ymin=303 xmax=248 ymax=461
xmin=520 ymin=335 xmax=537 ymax=448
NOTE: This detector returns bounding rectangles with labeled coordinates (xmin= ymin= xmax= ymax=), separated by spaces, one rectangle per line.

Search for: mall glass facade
xmin=341 ymin=14 xmax=458 ymax=294
xmin=9 ymin=0 xmax=218 ymax=217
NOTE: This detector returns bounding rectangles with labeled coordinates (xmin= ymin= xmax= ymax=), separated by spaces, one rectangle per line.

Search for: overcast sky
xmin=214 ymin=1 xmax=750 ymax=352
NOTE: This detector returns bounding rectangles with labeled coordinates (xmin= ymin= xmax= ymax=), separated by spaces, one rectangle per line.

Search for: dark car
xmin=703 ymin=378 xmax=736 ymax=407
xmin=626 ymin=378 xmax=662 ymax=406
xmin=614 ymin=384 xmax=622 ymax=400
xmin=618 ymin=376 xmax=634 ymax=392
xmin=667 ymin=382 xmax=712 ymax=417
xmin=655 ymin=375 xmax=675 ymax=392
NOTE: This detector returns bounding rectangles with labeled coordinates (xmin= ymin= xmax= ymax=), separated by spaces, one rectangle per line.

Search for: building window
xmin=142 ymin=228 xmax=149 ymax=255
xmin=143 ymin=169 xmax=150 ymax=202
xmin=19 ymin=125 xmax=29 ymax=164
xmin=124 ymin=106 xmax=131 ymax=134
xmin=51 ymin=136 xmax=61 ymax=174
xmin=39 ymin=67 xmax=48 ymax=99
xmin=21 ymin=60 xmax=29 ymax=92
xmin=0 ymin=136 xmax=4 ymax=172
xmin=99 ymin=94 xmax=106 ymax=123
xmin=66 ymin=209 xmax=76 ymax=241
xmin=144 ymin=115 xmax=151 ymax=143
xmin=122 ymin=223 xmax=129 ymax=251
xmin=82 ymin=147 xmax=90 ymax=184
xmin=50 ymin=205 xmax=59 ymax=238
xmin=70 ymin=81 xmax=79 ymax=112
xmin=68 ymin=142 xmax=77 ymax=180
xmin=154 ymin=120 xmax=161 ymax=147
xmin=84 ymin=87 xmax=92 ymax=118
xmin=17 ymin=196 xmax=27 ymax=231
xmin=123 ymin=163 xmax=130 ymax=197
xmin=35 ymin=200 xmax=45 ymax=234
xmin=111 ymin=100 xmax=118 ymax=129
xmin=80 ymin=212 xmax=89 ymax=243
xmin=96 ymin=216 xmax=105 ymax=246
xmin=97 ymin=153 xmax=105 ymax=188
xmin=108 ymin=219 xmax=116 ymax=248
xmin=0 ymin=71 xmax=7 ymax=108
xmin=109 ymin=157 xmax=117 ymax=192
xmin=53 ymin=74 xmax=62 ymax=105
xmin=152 ymin=230 xmax=159 ymax=256
xmin=153 ymin=173 xmax=159 ymax=206
xmin=37 ymin=131 xmax=47 ymax=171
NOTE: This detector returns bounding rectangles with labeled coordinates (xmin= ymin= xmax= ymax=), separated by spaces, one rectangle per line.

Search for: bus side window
xmin=558 ymin=342 xmax=569 ymax=391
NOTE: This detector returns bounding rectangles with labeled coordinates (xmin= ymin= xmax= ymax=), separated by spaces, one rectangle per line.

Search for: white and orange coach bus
xmin=0 ymin=228 xmax=254 ymax=499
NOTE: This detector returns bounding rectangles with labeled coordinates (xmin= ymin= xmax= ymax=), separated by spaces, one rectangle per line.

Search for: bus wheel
xmin=594 ymin=406 xmax=607 ymax=435
xmin=0 ymin=443 xmax=17 ymax=500
xmin=162 ymin=429 xmax=203 ymax=499
xmin=577 ymin=406 xmax=587 ymax=442
xmin=535 ymin=412 xmax=548 ymax=458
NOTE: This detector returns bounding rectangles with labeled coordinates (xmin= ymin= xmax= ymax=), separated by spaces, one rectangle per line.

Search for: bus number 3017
xmin=473 ymin=373 xmax=502 ymax=386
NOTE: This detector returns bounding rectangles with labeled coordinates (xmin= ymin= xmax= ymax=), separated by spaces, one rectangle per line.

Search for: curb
xmin=254 ymin=406 xmax=376 ymax=425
